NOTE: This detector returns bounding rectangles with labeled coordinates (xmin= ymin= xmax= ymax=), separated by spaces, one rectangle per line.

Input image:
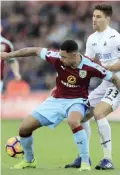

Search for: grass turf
xmin=1 ymin=120 xmax=120 ymax=175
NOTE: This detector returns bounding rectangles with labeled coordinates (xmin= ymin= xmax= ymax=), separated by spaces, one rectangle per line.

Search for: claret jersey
xmin=0 ymin=36 xmax=15 ymax=80
xmin=39 ymin=48 xmax=113 ymax=99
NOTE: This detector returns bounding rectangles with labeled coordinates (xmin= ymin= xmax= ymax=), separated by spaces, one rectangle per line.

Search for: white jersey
xmin=85 ymin=26 xmax=120 ymax=110
xmin=85 ymin=26 xmax=120 ymax=68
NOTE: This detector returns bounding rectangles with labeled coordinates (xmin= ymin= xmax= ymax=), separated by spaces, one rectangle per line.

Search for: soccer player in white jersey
xmin=65 ymin=4 xmax=120 ymax=170
xmin=0 ymin=25 xmax=21 ymax=92
xmin=1 ymin=40 xmax=120 ymax=170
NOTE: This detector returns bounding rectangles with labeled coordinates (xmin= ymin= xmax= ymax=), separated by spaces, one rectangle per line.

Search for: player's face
xmin=60 ymin=50 xmax=77 ymax=67
xmin=92 ymin=10 xmax=110 ymax=31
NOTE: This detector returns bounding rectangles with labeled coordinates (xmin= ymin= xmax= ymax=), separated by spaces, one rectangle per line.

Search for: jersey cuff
xmin=40 ymin=48 xmax=47 ymax=60
xmin=105 ymin=71 xmax=113 ymax=81
xmin=8 ymin=58 xmax=16 ymax=63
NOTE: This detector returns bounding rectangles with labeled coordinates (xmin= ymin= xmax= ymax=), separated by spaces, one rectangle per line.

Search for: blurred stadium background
xmin=1 ymin=1 xmax=120 ymax=175
xmin=1 ymin=1 xmax=120 ymax=120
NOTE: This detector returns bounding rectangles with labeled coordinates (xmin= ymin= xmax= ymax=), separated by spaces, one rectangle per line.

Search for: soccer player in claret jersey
xmin=1 ymin=40 xmax=120 ymax=171
xmin=0 ymin=26 xmax=21 ymax=92
xmin=65 ymin=4 xmax=120 ymax=170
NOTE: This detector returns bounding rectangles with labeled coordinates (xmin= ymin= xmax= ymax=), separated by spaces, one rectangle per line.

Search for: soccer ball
xmin=6 ymin=136 xmax=24 ymax=158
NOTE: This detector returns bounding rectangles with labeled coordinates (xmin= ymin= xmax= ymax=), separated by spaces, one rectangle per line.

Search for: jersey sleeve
xmin=39 ymin=48 xmax=60 ymax=66
xmin=90 ymin=62 xmax=113 ymax=81
xmin=85 ymin=36 xmax=95 ymax=59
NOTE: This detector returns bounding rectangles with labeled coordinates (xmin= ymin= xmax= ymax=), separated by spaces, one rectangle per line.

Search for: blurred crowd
xmin=1 ymin=1 xmax=120 ymax=91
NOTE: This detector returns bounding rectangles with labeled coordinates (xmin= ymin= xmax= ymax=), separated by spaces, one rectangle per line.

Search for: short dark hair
xmin=60 ymin=40 xmax=78 ymax=53
xmin=94 ymin=4 xmax=112 ymax=17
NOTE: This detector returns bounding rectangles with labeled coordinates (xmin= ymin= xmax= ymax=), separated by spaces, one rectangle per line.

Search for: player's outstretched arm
xmin=111 ymin=73 xmax=120 ymax=91
xmin=1 ymin=47 xmax=43 ymax=60
xmin=105 ymin=60 xmax=120 ymax=72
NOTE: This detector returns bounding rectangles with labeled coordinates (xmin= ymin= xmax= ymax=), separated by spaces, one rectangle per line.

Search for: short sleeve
xmin=39 ymin=48 xmax=60 ymax=66
xmin=90 ymin=62 xmax=113 ymax=81
xmin=39 ymin=48 xmax=48 ymax=60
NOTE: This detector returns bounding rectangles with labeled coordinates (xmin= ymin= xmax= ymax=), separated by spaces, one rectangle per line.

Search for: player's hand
xmin=1 ymin=52 xmax=10 ymax=60
xmin=14 ymin=73 xmax=22 ymax=81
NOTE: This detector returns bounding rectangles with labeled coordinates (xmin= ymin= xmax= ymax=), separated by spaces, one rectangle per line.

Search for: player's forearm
xmin=111 ymin=74 xmax=120 ymax=91
xmin=106 ymin=61 xmax=120 ymax=71
xmin=6 ymin=47 xmax=42 ymax=58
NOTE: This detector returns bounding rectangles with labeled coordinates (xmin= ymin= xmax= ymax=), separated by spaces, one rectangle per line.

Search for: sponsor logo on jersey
xmin=92 ymin=43 xmax=97 ymax=46
xmin=116 ymin=45 xmax=120 ymax=53
xmin=96 ymin=53 xmax=112 ymax=60
xmin=67 ymin=75 xmax=76 ymax=84
xmin=110 ymin=35 xmax=115 ymax=39
xmin=61 ymin=80 xmax=81 ymax=88
xmin=79 ymin=70 xmax=87 ymax=78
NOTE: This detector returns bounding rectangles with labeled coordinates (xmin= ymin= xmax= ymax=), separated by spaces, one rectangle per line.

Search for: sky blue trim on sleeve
xmin=8 ymin=58 xmax=16 ymax=63
xmin=104 ymin=71 xmax=113 ymax=81
xmin=40 ymin=48 xmax=47 ymax=60
xmin=77 ymin=55 xmax=84 ymax=69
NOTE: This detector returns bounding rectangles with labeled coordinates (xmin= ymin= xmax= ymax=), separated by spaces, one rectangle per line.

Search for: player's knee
xmin=19 ymin=125 xmax=32 ymax=137
xmin=67 ymin=119 xmax=78 ymax=129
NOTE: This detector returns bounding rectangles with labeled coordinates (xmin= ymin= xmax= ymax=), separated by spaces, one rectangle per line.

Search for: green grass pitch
xmin=1 ymin=120 xmax=120 ymax=175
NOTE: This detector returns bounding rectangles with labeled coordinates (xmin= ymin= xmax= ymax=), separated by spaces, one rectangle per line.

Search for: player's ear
xmin=73 ymin=53 xmax=77 ymax=58
xmin=107 ymin=16 xmax=110 ymax=23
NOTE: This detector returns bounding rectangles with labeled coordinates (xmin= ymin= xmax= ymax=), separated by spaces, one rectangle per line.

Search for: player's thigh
xmin=20 ymin=115 xmax=41 ymax=131
xmin=81 ymin=107 xmax=94 ymax=123
xmin=31 ymin=96 xmax=64 ymax=128
xmin=93 ymin=101 xmax=112 ymax=120
xmin=67 ymin=104 xmax=86 ymax=128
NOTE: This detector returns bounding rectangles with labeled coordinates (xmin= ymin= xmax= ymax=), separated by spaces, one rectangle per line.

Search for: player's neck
xmin=97 ymin=25 xmax=109 ymax=32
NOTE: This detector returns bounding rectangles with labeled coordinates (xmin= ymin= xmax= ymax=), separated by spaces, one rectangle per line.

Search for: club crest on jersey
xmin=79 ymin=70 xmax=87 ymax=79
xmin=67 ymin=75 xmax=76 ymax=84
xmin=104 ymin=41 xmax=107 ymax=46
xmin=116 ymin=45 xmax=120 ymax=53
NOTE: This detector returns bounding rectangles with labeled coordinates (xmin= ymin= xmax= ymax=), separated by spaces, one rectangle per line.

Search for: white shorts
xmin=0 ymin=81 xmax=3 ymax=93
xmin=89 ymin=80 xmax=120 ymax=111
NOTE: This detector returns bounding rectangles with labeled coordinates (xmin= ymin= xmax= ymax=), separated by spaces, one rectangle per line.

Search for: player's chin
xmin=93 ymin=25 xmax=97 ymax=31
